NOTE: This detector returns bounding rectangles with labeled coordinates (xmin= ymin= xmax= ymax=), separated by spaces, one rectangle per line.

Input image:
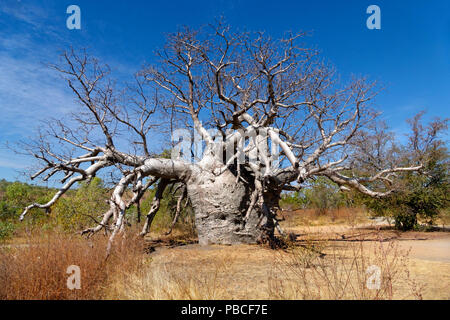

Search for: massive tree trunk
xmin=186 ymin=160 xmax=279 ymax=245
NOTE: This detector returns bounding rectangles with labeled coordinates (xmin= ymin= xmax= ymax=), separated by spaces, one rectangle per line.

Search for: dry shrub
xmin=268 ymin=234 xmax=424 ymax=300
xmin=0 ymin=230 xmax=145 ymax=300
xmin=281 ymin=207 xmax=368 ymax=228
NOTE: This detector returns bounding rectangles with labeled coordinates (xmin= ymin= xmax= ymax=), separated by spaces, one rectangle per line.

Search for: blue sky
xmin=0 ymin=0 xmax=449 ymax=182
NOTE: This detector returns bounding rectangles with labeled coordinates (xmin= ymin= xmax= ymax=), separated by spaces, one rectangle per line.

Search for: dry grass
xmin=1 ymin=212 xmax=444 ymax=300
xmin=103 ymin=233 xmax=426 ymax=300
xmin=280 ymin=207 xmax=369 ymax=228
xmin=105 ymin=249 xmax=234 ymax=299
xmin=268 ymin=236 xmax=424 ymax=300
xmin=0 ymin=230 xmax=145 ymax=300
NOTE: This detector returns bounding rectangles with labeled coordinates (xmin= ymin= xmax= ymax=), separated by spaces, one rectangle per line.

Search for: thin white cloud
xmin=0 ymin=0 xmax=49 ymax=28
xmin=0 ymin=51 xmax=77 ymax=136
xmin=0 ymin=156 xmax=28 ymax=169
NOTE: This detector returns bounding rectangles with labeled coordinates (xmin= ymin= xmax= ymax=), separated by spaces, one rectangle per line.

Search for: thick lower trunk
xmin=186 ymin=167 xmax=279 ymax=245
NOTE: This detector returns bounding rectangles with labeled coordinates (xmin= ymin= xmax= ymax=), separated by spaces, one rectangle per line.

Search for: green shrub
xmin=0 ymin=221 xmax=15 ymax=240
xmin=51 ymin=177 xmax=109 ymax=232
xmin=393 ymin=207 xmax=418 ymax=231
xmin=280 ymin=192 xmax=307 ymax=210
xmin=281 ymin=178 xmax=348 ymax=212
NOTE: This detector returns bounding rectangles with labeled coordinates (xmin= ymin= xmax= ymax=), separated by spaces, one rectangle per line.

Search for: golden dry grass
xmin=0 ymin=231 xmax=145 ymax=299
xmin=280 ymin=208 xmax=370 ymax=228
xmin=1 ymin=210 xmax=448 ymax=300
xmin=103 ymin=237 xmax=433 ymax=300
xmin=102 ymin=213 xmax=450 ymax=300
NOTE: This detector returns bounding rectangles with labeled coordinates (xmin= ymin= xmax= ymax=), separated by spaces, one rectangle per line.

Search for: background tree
xmin=352 ymin=112 xmax=449 ymax=230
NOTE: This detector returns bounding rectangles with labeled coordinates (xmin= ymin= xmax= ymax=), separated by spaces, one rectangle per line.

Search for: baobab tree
xmin=19 ymin=24 xmax=424 ymax=250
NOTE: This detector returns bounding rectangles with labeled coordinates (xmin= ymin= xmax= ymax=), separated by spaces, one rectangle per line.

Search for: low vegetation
xmin=0 ymin=177 xmax=195 ymax=241
xmin=0 ymin=213 xmax=438 ymax=300
xmin=269 ymin=237 xmax=423 ymax=300
xmin=0 ymin=231 xmax=144 ymax=299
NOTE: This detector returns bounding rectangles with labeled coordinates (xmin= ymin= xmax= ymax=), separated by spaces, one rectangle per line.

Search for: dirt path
xmin=399 ymin=238 xmax=450 ymax=262
xmin=284 ymin=220 xmax=450 ymax=262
